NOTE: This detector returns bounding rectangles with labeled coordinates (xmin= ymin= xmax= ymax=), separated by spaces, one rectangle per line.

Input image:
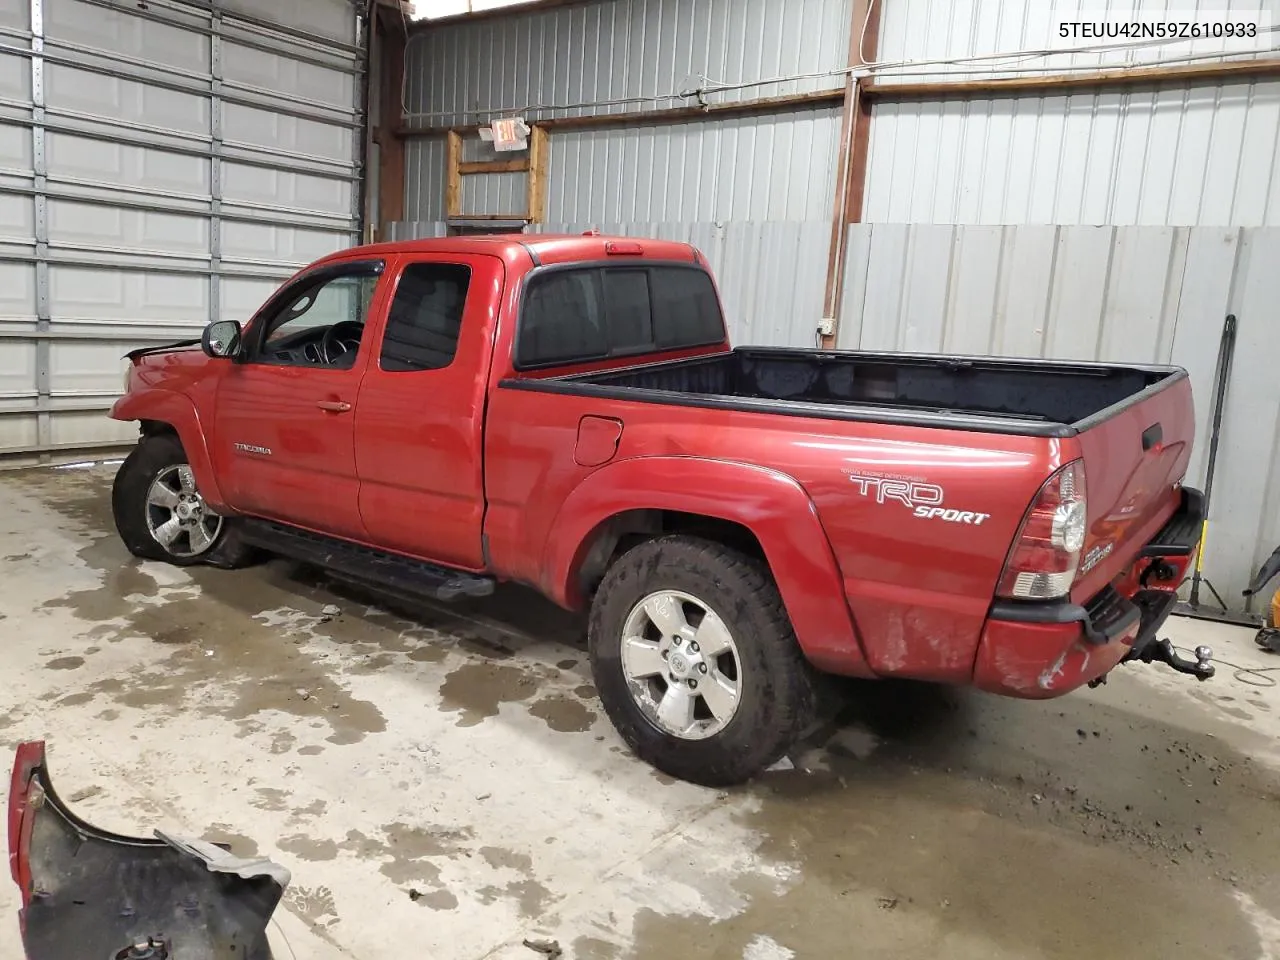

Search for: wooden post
xmin=445 ymin=130 xmax=463 ymax=219
xmin=526 ymin=124 xmax=549 ymax=224
xmin=821 ymin=0 xmax=881 ymax=349
xmin=374 ymin=9 xmax=407 ymax=238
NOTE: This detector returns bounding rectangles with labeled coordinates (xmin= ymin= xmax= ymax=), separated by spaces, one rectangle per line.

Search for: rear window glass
xmin=516 ymin=265 xmax=723 ymax=368
xmin=380 ymin=262 xmax=471 ymax=372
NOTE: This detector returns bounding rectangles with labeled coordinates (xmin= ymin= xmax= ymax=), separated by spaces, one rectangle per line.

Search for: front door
xmin=354 ymin=254 xmax=503 ymax=569
xmin=211 ymin=259 xmax=387 ymax=540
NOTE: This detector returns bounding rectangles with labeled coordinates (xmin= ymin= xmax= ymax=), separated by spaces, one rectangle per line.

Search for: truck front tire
xmin=112 ymin=434 xmax=255 ymax=569
xmin=588 ymin=535 xmax=816 ymax=787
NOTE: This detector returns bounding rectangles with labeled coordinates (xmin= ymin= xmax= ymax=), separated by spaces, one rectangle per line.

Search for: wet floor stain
xmin=284 ymin=884 xmax=339 ymax=928
xmin=278 ymin=834 xmax=339 ymax=862
xmin=476 ymin=846 xmax=553 ymax=918
xmin=44 ymin=656 xmax=84 ymax=670
xmin=620 ymin=679 xmax=1280 ymax=959
xmin=437 ymin=662 xmax=539 ymax=727
xmin=201 ymin=824 xmax=260 ymax=858
xmin=529 ymin=694 xmax=597 ymax=733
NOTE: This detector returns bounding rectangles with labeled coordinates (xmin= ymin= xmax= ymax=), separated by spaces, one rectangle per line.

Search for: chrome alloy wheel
xmin=144 ymin=464 xmax=222 ymax=558
xmin=620 ymin=590 xmax=743 ymax=740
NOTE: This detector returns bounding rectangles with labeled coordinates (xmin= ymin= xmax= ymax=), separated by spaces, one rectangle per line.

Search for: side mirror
xmin=201 ymin=320 xmax=242 ymax=359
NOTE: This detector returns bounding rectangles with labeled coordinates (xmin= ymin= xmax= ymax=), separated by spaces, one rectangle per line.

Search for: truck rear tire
xmin=111 ymin=434 xmax=256 ymax=569
xmin=588 ymin=535 xmax=816 ymax=787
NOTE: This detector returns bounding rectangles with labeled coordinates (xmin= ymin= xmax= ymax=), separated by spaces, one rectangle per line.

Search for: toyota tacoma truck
xmin=109 ymin=234 xmax=1208 ymax=786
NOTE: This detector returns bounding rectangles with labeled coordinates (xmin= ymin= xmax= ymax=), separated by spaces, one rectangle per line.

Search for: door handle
xmin=316 ymin=400 xmax=351 ymax=413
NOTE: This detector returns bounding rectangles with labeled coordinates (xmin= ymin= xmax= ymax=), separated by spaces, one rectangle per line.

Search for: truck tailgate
xmin=1069 ymin=372 xmax=1196 ymax=603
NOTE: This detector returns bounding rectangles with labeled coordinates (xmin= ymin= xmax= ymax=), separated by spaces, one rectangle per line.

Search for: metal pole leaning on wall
xmin=1174 ymin=314 xmax=1261 ymax=628
xmin=821 ymin=0 xmax=880 ymax=351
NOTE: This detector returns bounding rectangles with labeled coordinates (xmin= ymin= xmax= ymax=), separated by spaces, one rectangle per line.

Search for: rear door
xmin=353 ymin=254 xmax=504 ymax=569
xmin=1070 ymin=374 xmax=1197 ymax=602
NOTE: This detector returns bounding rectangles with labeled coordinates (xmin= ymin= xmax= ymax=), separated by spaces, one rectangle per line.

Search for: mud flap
xmin=9 ymin=741 xmax=288 ymax=960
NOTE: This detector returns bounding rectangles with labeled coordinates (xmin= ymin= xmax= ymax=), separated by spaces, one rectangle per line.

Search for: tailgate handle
xmin=1142 ymin=423 xmax=1163 ymax=451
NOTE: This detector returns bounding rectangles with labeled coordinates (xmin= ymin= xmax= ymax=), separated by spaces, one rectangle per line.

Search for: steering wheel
xmin=319 ymin=320 xmax=364 ymax=365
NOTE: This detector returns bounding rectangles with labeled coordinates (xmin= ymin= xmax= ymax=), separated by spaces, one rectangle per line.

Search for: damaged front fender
xmin=9 ymin=741 xmax=289 ymax=960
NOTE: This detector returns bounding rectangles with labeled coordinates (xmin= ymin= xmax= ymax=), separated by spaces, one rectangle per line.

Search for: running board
xmin=239 ymin=519 xmax=496 ymax=602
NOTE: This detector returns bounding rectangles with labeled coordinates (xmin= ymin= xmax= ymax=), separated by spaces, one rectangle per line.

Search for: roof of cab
xmin=314 ymin=234 xmax=703 ymax=270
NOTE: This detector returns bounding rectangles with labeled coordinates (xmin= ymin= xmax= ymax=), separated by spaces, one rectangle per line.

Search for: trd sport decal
xmin=233 ymin=442 xmax=272 ymax=457
xmin=849 ymin=473 xmax=990 ymax=526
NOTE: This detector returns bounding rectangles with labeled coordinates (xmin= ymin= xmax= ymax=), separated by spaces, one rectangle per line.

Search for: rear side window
xmin=516 ymin=264 xmax=723 ymax=368
xmin=380 ymin=262 xmax=472 ymax=372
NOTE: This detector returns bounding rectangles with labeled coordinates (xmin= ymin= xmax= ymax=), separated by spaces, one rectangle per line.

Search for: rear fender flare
xmin=110 ymin=391 xmax=227 ymax=511
xmin=544 ymin=457 xmax=873 ymax=677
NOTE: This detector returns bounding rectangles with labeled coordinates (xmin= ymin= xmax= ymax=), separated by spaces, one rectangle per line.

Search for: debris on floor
xmin=521 ymin=938 xmax=563 ymax=959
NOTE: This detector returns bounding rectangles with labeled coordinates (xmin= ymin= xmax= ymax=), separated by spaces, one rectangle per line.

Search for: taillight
xmin=997 ymin=460 xmax=1088 ymax=601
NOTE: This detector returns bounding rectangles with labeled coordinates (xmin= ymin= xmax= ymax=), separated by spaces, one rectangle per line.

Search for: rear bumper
xmin=972 ymin=486 xmax=1202 ymax=699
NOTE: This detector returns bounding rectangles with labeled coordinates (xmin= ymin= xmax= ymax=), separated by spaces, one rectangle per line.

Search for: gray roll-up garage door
xmin=0 ymin=0 xmax=365 ymax=462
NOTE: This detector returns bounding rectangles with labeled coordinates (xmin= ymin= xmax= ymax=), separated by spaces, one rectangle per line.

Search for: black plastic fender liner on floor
xmin=9 ymin=741 xmax=288 ymax=960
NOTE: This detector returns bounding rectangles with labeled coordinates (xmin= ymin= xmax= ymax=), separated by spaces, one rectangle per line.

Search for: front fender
xmin=544 ymin=456 xmax=873 ymax=679
xmin=110 ymin=391 xmax=227 ymax=512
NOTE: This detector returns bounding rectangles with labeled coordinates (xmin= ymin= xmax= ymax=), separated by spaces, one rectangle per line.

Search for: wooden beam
xmin=374 ymin=18 xmax=406 ymax=237
xmin=446 ymin=214 xmax=531 ymax=222
xmin=445 ymin=130 xmax=463 ymax=219
xmin=821 ymin=0 xmax=880 ymax=349
xmin=458 ymin=158 xmax=530 ymax=175
xmin=398 ymin=90 xmax=844 ymax=139
xmin=864 ymin=57 xmax=1280 ymax=100
xmin=527 ymin=124 xmax=549 ymax=224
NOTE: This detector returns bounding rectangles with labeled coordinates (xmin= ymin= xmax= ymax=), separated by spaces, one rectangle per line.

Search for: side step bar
xmin=239 ymin=519 xmax=496 ymax=602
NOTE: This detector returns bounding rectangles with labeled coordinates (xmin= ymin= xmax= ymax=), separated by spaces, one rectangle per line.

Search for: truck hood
xmin=9 ymin=742 xmax=288 ymax=960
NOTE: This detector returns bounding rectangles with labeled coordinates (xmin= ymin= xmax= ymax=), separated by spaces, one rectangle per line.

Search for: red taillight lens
xmin=997 ymin=460 xmax=1088 ymax=601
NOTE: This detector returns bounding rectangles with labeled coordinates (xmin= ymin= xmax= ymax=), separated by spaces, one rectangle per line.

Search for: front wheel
xmin=588 ymin=535 xmax=816 ymax=787
xmin=112 ymin=434 xmax=254 ymax=568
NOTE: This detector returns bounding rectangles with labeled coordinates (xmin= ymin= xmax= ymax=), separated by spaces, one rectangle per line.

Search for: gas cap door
xmin=574 ymin=416 xmax=624 ymax=467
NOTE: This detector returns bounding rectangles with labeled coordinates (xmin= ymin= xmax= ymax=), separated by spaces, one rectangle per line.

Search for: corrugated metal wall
xmin=404 ymin=106 xmax=842 ymax=223
xmin=403 ymin=0 xmax=850 ymax=127
xmin=876 ymin=0 xmax=1280 ymax=84
xmin=866 ymin=0 xmax=1280 ymax=225
xmin=0 ymin=0 xmax=363 ymax=461
xmin=865 ymin=80 xmax=1280 ymax=225
xmin=840 ymin=223 xmax=1280 ymax=606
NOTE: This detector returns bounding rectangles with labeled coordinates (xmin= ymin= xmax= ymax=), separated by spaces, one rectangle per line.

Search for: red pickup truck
xmin=109 ymin=234 xmax=1209 ymax=785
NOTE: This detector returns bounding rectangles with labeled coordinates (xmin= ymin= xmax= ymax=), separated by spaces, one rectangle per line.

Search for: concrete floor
xmin=1 ymin=464 xmax=1280 ymax=960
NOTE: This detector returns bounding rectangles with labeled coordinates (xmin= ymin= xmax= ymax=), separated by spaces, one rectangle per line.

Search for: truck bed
xmin=524 ymin=347 xmax=1184 ymax=438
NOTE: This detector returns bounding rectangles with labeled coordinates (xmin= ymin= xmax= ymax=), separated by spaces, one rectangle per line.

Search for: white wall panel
xmin=221 ymin=0 xmax=357 ymax=45
xmin=46 ymin=200 xmax=209 ymax=257
xmin=44 ymin=64 xmax=211 ymax=135
xmin=1 ymin=0 xmax=364 ymax=457
xmin=221 ymin=277 xmax=286 ymax=323
xmin=0 ymin=192 xmax=33 ymax=241
xmin=0 ymin=50 xmax=31 ymax=102
xmin=45 ymin=133 xmax=209 ymax=196
xmin=47 ymin=267 xmax=207 ymax=324
xmin=0 ymin=262 xmax=35 ymax=321
xmin=221 ymin=222 xmax=350 ymax=265
xmin=221 ymin=42 xmax=355 ymax=109
xmin=44 ymin=0 xmax=210 ymax=73
xmin=221 ymin=161 xmax=353 ymax=216
xmin=0 ymin=342 xmax=36 ymax=398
